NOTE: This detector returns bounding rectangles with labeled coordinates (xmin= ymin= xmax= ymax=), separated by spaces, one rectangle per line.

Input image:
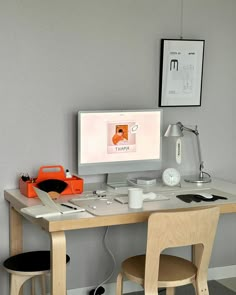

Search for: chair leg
xmin=10 ymin=274 xmax=34 ymax=295
xmin=31 ymin=275 xmax=46 ymax=295
xmin=192 ymin=280 xmax=197 ymax=294
xmin=116 ymin=272 xmax=124 ymax=295
xmin=40 ymin=275 xmax=46 ymax=295
xmin=31 ymin=277 xmax=36 ymax=295
xmin=194 ymin=279 xmax=209 ymax=295
xmin=166 ymin=287 xmax=175 ymax=295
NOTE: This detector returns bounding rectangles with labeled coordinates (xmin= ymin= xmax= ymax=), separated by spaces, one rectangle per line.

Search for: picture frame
xmin=159 ymin=39 xmax=205 ymax=107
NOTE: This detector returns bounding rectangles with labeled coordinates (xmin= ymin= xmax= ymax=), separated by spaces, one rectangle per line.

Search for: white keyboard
xmin=114 ymin=194 xmax=169 ymax=204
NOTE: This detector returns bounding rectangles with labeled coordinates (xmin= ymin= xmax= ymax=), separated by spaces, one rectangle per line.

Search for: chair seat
xmin=4 ymin=251 xmax=70 ymax=275
xmin=122 ymin=254 xmax=197 ymax=288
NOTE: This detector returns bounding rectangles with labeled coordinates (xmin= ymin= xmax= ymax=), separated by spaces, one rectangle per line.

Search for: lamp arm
xmin=177 ymin=122 xmax=205 ymax=177
xmin=196 ymin=133 xmax=205 ymax=178
xmin=177 ymin=122 xmax=198 ymax=135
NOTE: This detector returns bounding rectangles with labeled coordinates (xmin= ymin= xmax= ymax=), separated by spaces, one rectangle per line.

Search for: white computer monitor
xmin=77 ymin=109 xmax=162 ymax=187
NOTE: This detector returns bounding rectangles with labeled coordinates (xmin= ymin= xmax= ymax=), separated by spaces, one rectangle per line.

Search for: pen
xmin=61 ymin=204 xmax=78 ymax=210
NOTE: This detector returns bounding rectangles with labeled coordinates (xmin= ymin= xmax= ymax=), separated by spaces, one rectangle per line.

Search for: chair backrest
xmin=144 ymin=207 xmax=220 ymax=294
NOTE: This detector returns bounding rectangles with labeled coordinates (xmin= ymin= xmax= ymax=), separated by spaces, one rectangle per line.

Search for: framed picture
xmin=159 ymin=39 xmax=205 ymax=107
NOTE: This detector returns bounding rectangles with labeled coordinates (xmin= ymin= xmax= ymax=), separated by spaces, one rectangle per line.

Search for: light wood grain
xmin=10 ymin=273 xmax=34 ymax=295
xmin=166 ymin=288 xmax=175 ymax=295
xmin=9 ymin=207 xmax=23 ymax=295
xmin=10 ymin=206 xmax=23 ymax=256
xmin=5 ymin=178 xmax=236 ymax=295
xmin=5 ymin=270 xmax=48 ymax=295
xmin=116 ymin=207 xmax=220 ymax=295
xmin=50 ymin=231 xmax=67 ymax=295
xmin=4 ymin=186 xmax=236 ymax=233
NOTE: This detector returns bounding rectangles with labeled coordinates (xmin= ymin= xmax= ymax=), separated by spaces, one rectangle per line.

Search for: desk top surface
xmin=4 ymin=178 xmax=236 ymax=232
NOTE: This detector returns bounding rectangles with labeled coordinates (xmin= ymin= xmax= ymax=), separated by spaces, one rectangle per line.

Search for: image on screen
xmin=108 ymin=122 xmax=136 ymax=154
xmin=78 ymin=109 xmax=162 ymax=177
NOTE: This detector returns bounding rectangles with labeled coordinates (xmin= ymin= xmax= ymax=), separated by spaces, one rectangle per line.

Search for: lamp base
xmin=184 ymin=175 xmax=211 ymax=184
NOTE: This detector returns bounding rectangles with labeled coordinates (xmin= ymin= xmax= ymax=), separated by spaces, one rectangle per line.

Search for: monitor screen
xmin=77 ymin=109 xmax=162 ymax=186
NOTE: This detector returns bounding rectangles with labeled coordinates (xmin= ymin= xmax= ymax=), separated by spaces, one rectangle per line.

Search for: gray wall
xmin=1 ymin=0 xmax=236 ymax=293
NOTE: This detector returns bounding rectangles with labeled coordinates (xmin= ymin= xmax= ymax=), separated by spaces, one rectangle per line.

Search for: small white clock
xmin=162 ymin=168 xmax=181 ymax=187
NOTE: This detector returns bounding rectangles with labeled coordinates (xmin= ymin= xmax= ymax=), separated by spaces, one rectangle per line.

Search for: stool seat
xmin=4 ymin=251 xmax=70 ymax=273
xmin=3 ymin=251 xmax=70 ymax=295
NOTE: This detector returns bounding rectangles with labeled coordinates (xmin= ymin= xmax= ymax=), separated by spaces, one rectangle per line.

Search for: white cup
xmin=128 ymin=188 xmax=157 ymax=209
xmin=128 ymin=188 xmax=144 ymax=209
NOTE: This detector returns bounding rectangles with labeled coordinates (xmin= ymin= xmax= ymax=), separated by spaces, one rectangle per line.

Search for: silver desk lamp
xmin=164 ymin=122 xmax=211 ymax=184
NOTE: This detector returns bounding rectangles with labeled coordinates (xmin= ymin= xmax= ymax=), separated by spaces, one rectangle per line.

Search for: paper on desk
xmin=21 ymin=187 xmax=85 ymax=218
xmin=21 ymin=203 xmax=85 ymax=218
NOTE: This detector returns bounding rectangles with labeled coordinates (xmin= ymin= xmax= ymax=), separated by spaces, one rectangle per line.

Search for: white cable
xmin=93 ymin=226 xmax=116 ymax=295
xmin=180 ymin=0 xmax=184 ymax=39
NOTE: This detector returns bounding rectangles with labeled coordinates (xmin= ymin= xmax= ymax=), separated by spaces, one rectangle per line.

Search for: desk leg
xmin=50 ymin=231 xmax=67 ymax=295
xmin=9 ymin=206 xmax=23 ymax=295
xmin=9 ymin=206 xmax=23 ymax=255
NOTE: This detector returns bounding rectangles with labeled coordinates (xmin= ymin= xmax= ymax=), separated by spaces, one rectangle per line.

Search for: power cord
xmin=90 ymin=226 xmax=116 ymax=295
xmin=89 ymin=226 xmax=166 ymax=294
xmin=202 ymin=171 xmax=211 ymax=178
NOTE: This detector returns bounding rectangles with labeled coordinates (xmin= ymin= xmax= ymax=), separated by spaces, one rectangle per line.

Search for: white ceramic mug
xmin=128 ymin=187 xmax=156 ymax=209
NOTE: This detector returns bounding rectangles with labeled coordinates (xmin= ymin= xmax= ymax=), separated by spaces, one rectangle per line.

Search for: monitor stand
xmin=106 ymin=173 xmax=129 ymax=189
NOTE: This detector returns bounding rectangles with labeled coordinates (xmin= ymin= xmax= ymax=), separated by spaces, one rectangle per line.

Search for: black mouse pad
xmin=176 ymin=194 xmax=227 ymax=203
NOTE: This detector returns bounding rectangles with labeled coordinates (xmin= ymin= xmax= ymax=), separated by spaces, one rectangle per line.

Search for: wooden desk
xmin=4 ymin=178 xmax=236 ymax=295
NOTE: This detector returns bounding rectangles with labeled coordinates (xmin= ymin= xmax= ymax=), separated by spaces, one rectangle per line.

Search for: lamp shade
xmin=164 ymin=124 xmax=183 ymax=137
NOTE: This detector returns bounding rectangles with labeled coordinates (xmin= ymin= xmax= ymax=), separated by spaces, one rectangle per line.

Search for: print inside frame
xmin=159 ymin=39 xmax=205 ymax=107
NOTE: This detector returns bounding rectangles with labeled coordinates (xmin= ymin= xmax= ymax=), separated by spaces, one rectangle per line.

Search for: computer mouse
xmin=196 ymin=192 xmax=214 ymax=200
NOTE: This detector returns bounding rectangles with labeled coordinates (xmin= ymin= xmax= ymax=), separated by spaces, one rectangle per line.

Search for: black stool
xmin=3 ymin=251 xmax=70 ymax=295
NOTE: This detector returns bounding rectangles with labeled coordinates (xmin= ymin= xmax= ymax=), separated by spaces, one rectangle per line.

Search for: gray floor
xmin=219 ymin=278 xmax=236 ymax=293
xmin=125 ymin=280 xmax=236 ymax=294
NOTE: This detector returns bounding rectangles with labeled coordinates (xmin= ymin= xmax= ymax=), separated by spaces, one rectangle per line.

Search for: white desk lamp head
xmin=164 ymin=122 xmax=211 ymax=184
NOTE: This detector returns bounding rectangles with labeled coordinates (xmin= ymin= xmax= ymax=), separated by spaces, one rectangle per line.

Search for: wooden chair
xmin=3 ymin=250 xmax=70 ymax=295
xmin=116 ymin=207 xmax=220 ymax=295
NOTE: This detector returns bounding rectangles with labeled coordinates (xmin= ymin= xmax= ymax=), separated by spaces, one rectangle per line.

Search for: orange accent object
xmin=19 ymin=165 xmax=83 ymax=198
